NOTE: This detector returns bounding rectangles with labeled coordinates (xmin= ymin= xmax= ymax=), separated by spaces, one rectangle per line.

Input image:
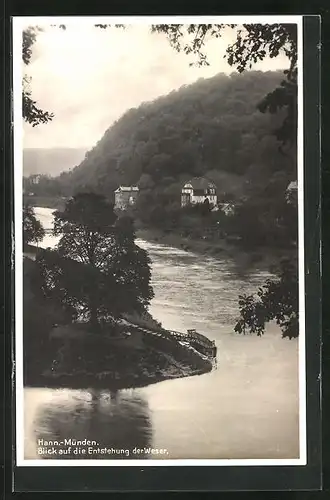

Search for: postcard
xmin=12 ymin=16 xmax=318 ymax=481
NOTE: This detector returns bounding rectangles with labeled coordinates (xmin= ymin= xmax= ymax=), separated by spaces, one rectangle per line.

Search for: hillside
xmin=46 ymin=70 xmax=297 ymax=251
xmin=57 ymin=70 xmax=294 ymax=202
xmin=23 ymin=148 xmax=88 ymax=177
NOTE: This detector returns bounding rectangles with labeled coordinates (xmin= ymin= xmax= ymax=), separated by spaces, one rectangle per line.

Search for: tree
xmin=234 ymin=258 xmax=298 ymax=339
xmin=23 ymin=22 xmax=297 ymax=141
xmin=22 ymin=24 xmax=124 ymax=126
xmin=152 ymin=23 xmax=297 ymax=148
xmin=156 ymin=23 xmax=299 ymax=338
xmin=23 ymin=27 xmax=54 ymax=126
xmin=23 ymin=23 xmax=299 ymax=337
xmin=56 ymin=70 xmax=287 ymax=207
xmin=23 ymin=205 xmax=45 ymax=245
xmin=137 ymin=173 xmax=155 ymax=190
xmin=35 ymin=193 xmax=154 ymax=332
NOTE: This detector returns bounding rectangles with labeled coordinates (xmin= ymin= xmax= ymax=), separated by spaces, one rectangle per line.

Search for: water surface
xmin=24 ymin=207 xmax=300 ymax=460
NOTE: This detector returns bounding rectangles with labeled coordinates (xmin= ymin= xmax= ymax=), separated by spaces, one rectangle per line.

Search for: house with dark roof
xmin=114 ymin=186 xmax=139 ymax=210
xmin=181 ymin=177 xmax=217 ymax=207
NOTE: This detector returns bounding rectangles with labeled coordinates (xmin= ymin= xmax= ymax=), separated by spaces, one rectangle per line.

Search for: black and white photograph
xmin=14 ymin=16 xmax=305 ymax=466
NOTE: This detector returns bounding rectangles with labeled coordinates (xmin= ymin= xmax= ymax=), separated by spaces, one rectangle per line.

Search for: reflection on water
xmin=24 ymin=208 xmax=300 ymax=460
xmin=26 ymin=388 xmax=152 ymax=459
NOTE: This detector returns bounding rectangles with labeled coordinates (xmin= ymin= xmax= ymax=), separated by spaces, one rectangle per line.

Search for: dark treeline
xmin=22 ymin=25 xmax=299 ymax=342
xmin=62 ymin=71 xmax=294 ymax=192
xmin=32 ymin=70 xmax=296 ymax=250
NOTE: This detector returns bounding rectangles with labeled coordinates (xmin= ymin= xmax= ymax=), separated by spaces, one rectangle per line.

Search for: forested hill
xmin=58 ymin=70 xmax=294 ymax=203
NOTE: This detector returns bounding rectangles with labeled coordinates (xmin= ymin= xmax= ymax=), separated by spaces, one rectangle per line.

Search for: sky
xmin=20 ymin=22 xmax=290 ymax=150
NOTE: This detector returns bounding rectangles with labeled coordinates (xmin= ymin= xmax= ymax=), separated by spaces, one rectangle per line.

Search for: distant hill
xmin=23 ymin=148 xmax=88 ymax=177
xmin=31 ymin=70 xmax=296 ymax=250
xmin=57 ymin=70 xmax=294 ymax=203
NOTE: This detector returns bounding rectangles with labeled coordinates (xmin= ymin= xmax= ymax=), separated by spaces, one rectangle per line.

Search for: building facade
xmin=114 ymin=186 xmax=139 ymax=210
xmin=286 ymin=180 xmax=298 ymax=204
xmin=181 ymin=177 xmax=217 ymax=207
xmin=211 ymin=202 xmax=235 ymax=216
xmin=30 ymin=174 xmax=42 ymax=184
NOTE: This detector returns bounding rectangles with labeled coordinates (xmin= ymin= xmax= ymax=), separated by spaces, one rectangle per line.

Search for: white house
xmin=181 ymin=177 xmax=217 ymax=207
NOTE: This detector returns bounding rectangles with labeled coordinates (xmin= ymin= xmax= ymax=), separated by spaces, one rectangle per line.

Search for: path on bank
xmin=119 ymin=318 xmax=216 ymax=363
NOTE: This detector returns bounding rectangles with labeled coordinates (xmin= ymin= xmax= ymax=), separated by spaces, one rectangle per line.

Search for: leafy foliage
xmin=23 ymin=88 xmax=54 ymax=127
xmin=22 ymin=22 xmax=297 ymax=139
xmin=57 ymin=70 xmax=293 ymax=198
xmin=152 ymin=24 xmax=295 ymax=69
xmin=21 ymin=24 xmax=124 ymax=126
xmin=234 ymin=259 xmax=298 ymax=338
xmin=227 ymin=172 xmax=298 ymax=249
xmin=36 ymin=193 xmax=154 ymax=330
xmin=153 ymin=23 xmax=297 ymax=146
xmin=156 ymin=22 xmax=299 ymax=338
xmin=38 ymin=70 xmax=296 ymax=252
xmin=23 ymin=204 xmax=45 ymax=245
xmin=22 ymin=28 xmax=54 ymax=126
xmin=22 ymin=26 xmax=40 ymax=65
xmin=23 ymin=23 xmax=299 ymax=339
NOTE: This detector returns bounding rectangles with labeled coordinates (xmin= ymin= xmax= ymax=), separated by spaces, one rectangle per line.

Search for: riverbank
xmin=137 ymin=228 xmax=233 ymax=256
xmin=24 ymin=250 xmax=213 ymax=390
xmin=23 ymin=195 xmax=66 ymax=211
xmin=25 ymin=320 xmax=214 ymax=390
xmin=24 ymin=242 xmax=214 ymax=391
xmin=26 ymin=201 xmax=292 ymax=269
xmin=136 ymin=227 xmax=290 ymax=271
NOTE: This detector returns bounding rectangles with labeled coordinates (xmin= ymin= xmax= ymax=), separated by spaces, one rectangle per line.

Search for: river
xmin=24 ymin=207 xmax=300 ymax=461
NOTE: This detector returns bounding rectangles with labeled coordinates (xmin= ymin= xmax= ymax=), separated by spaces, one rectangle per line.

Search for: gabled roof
xmin=114 ymin=186 xmax=139 ymax=193
xmin=182 ymin=177 xmax=216 ymax=190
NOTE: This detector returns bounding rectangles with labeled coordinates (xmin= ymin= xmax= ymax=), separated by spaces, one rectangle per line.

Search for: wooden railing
xmin=120 ymin=319 xmax=216 ymax=359
xmin=167 ymin=329 xmax=215 ymax=350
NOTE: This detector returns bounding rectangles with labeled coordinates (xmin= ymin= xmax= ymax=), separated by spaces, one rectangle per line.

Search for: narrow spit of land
xmin=24 ymin=247 xmax=214 ymax=390
xmin=26 ymin=318 xmax=215 ymax=390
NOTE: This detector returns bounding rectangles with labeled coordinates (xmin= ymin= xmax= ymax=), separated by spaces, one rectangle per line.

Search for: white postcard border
xmin=13 ymin=15 xmax=306 ymax=467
